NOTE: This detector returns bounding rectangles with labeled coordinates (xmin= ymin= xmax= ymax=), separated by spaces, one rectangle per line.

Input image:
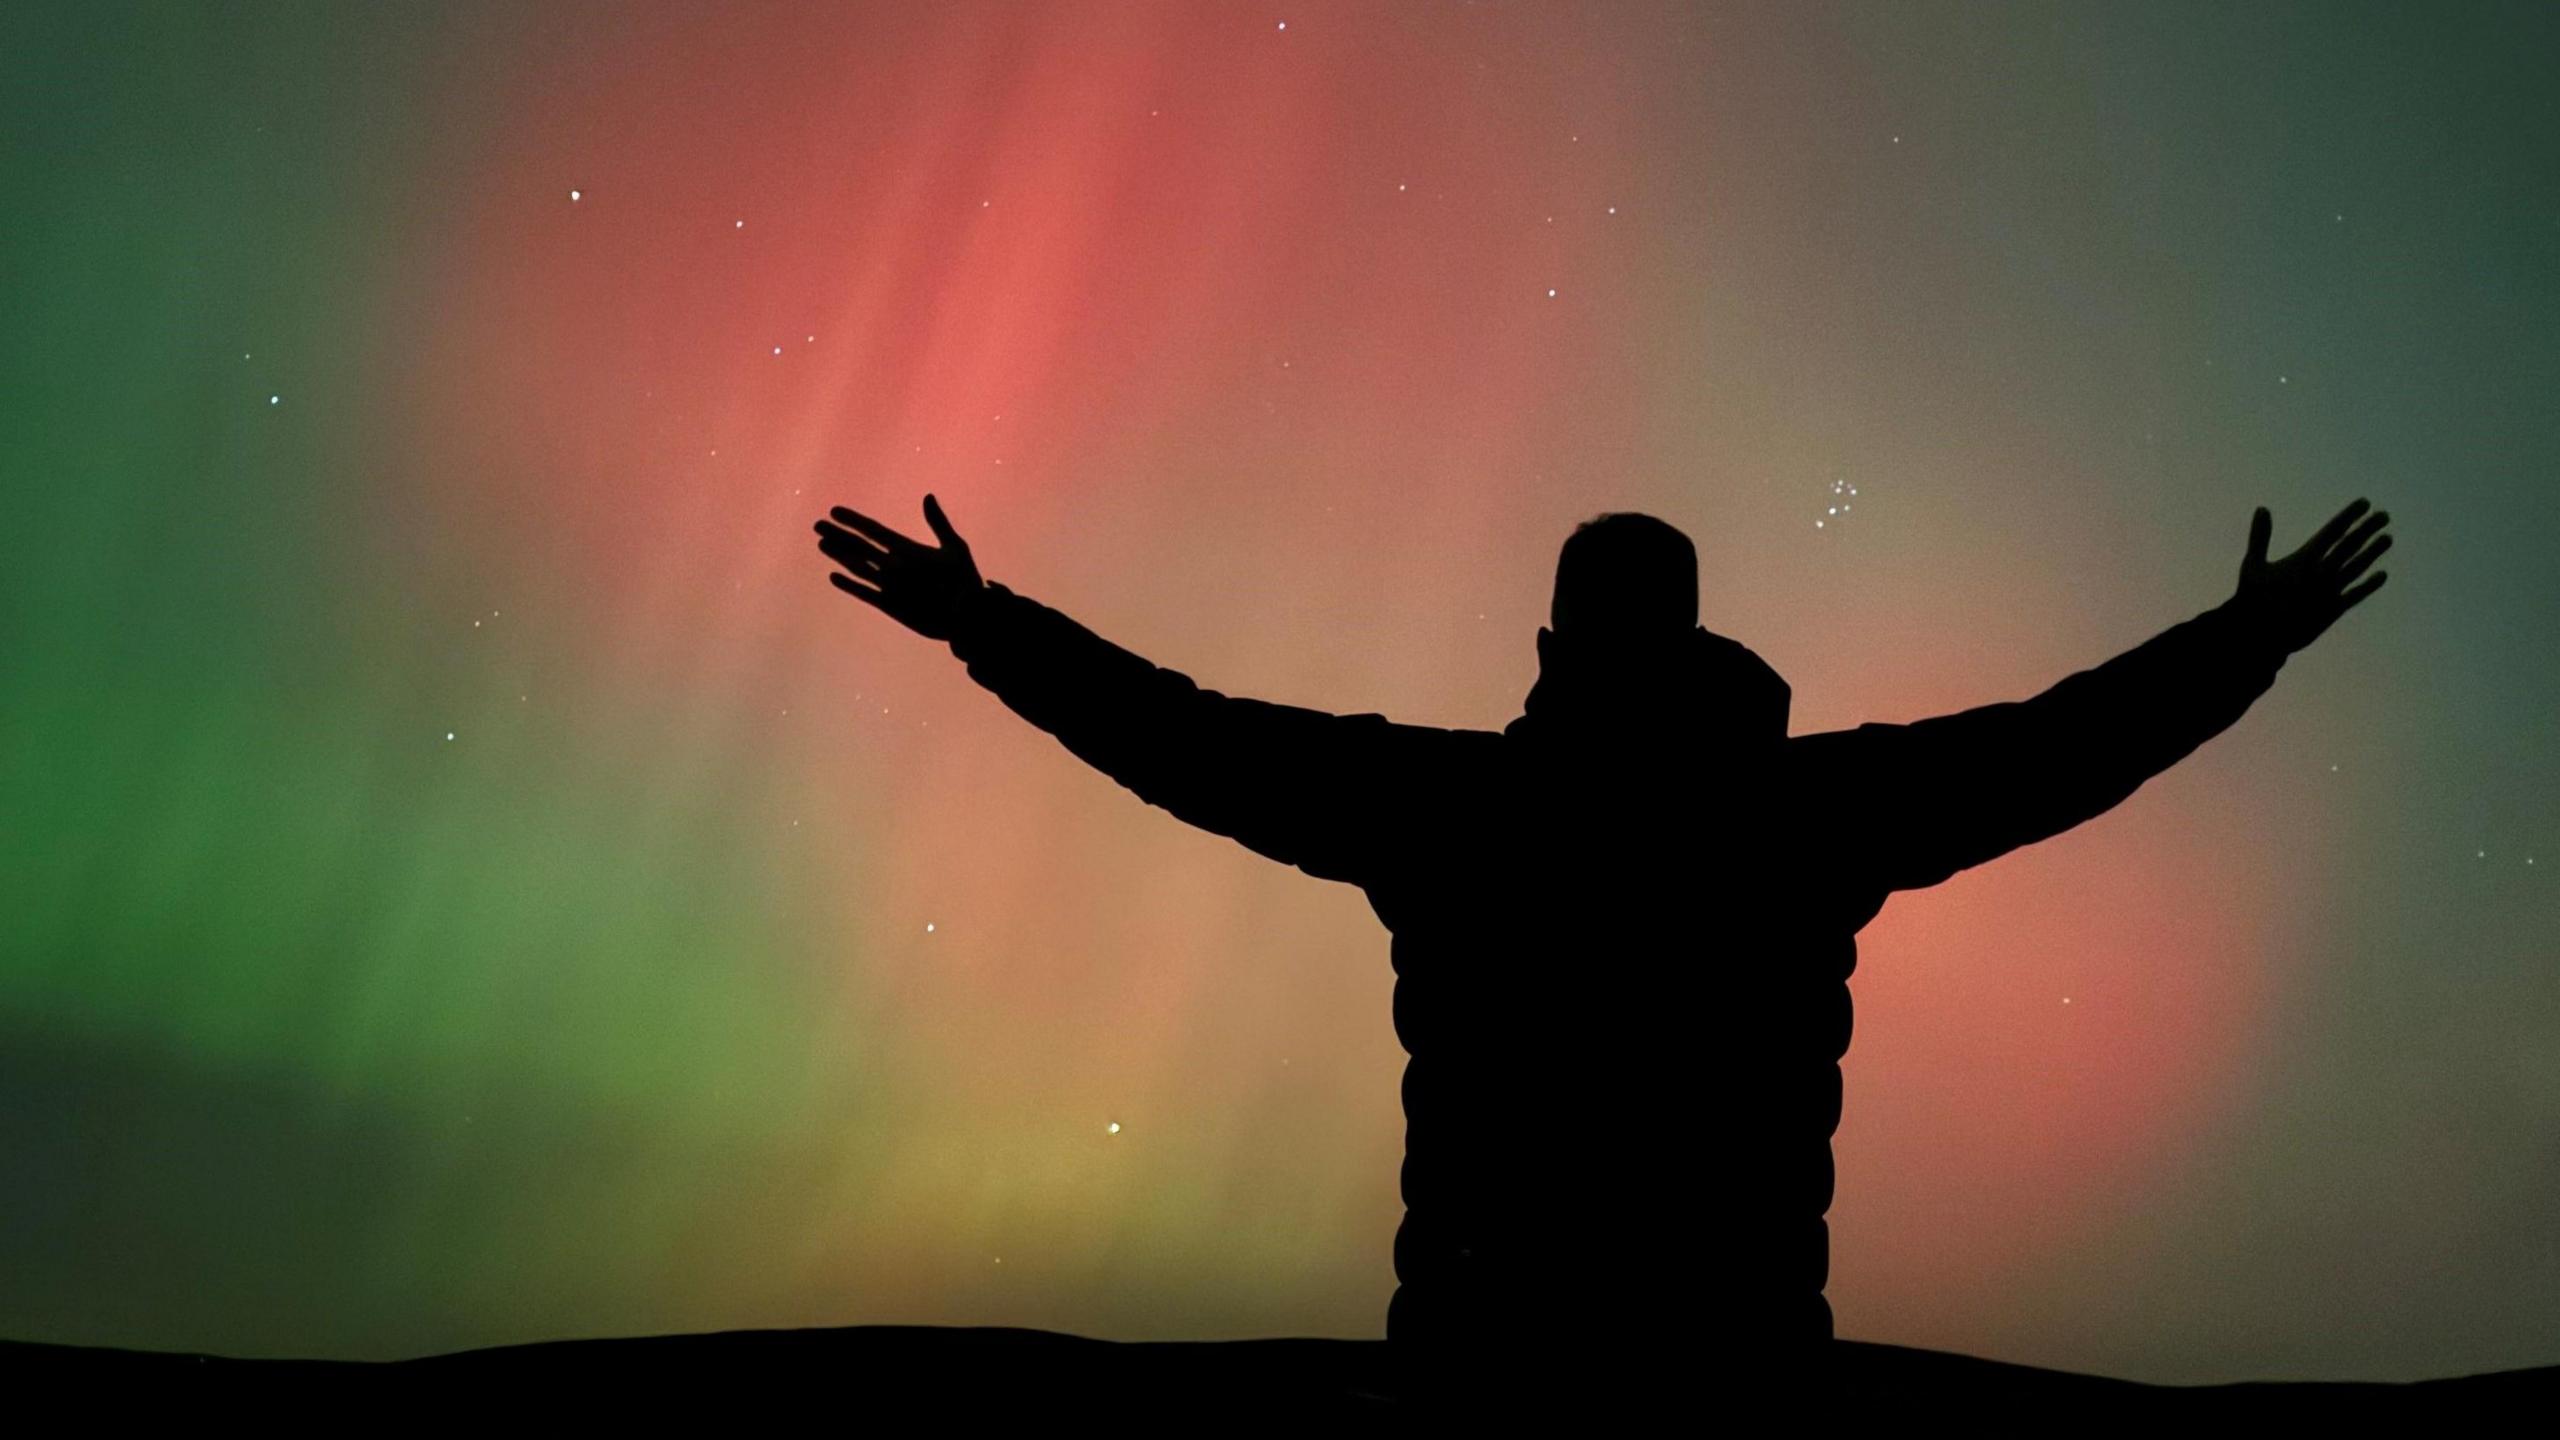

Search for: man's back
xmin=1367 ymin=681 xmax=1865 ymax=1383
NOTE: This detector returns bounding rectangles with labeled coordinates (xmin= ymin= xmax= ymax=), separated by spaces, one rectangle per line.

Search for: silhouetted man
xmin=813 ymin=494 xmax=2391 ymax=1409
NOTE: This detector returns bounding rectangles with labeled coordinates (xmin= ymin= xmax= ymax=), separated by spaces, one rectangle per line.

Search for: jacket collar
xmin=1504 ymin=625 xmax=1792 ymax=752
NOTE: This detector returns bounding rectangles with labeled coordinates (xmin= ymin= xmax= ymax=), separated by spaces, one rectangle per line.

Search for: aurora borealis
xmin=2 ymin=0 xmax=2554 ymax=1383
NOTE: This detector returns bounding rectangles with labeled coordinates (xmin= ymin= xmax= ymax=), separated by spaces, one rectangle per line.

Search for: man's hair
xmin=1552 ymin=512 xmax=1698 ymax=636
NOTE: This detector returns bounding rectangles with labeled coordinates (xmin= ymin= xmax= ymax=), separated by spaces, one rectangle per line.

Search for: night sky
xmin=3 ymin=0 xmax=2554 ymax=1383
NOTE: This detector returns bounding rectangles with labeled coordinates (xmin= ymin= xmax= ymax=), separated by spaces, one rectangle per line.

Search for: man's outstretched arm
xmin=1794 ymin=499 xmax=2393 ymax=894
xmin=814 ymin=495 xmax=1471 ymax=889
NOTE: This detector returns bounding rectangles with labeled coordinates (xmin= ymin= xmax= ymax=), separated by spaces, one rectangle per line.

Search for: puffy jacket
xmin=944 ymin=580 xmax=2289 ymax=1384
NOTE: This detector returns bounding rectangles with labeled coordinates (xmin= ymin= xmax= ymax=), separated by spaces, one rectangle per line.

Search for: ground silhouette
xmin=3 ymin=1326 xmax=2550 ymax=1419
xmin=805 ymin=494 xmax=2404 ymax=1406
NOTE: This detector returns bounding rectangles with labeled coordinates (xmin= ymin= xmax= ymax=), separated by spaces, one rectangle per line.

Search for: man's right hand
xmin=815 ymin=493 xmax=987 ymax=642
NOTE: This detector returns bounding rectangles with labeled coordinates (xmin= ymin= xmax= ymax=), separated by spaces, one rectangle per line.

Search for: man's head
xmin=1543 ymin=512 xmax=1699 ymax=661
xmin=1518 ymin=509 xmax=1789 ymax=746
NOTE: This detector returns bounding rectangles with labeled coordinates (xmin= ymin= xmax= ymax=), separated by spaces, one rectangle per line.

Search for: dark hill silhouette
xmin=3 ymin=1326 xmax=2550 ymax=1420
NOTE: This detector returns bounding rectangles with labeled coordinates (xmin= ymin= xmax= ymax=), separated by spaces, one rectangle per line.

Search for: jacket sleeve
xmin=944 ymin=580 xmax=1473 ymax=889
xmin=1791 ymin=595 xmax=2292 ymax=894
